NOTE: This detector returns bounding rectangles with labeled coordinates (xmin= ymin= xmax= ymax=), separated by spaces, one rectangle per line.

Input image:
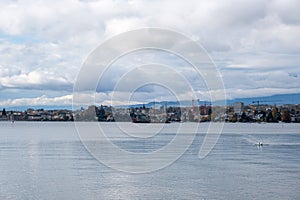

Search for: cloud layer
xmin=0 ymin=0 xmax=299 ymax=107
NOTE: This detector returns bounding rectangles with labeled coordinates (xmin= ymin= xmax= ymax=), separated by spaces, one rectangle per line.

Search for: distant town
xmin=0 ymin=101 xmax=300 ymax=123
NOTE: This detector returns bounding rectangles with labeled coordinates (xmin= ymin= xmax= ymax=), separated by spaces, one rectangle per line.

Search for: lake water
xmin=0 ymin=122 xmax=299 ymax=199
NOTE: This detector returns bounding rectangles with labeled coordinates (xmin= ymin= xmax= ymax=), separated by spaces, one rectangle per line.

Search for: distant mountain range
xmin=126 ymin=93 xmax=300 ymax=108
xmin=3 ymin=93 xmax=300 ymax=111
xmin=225 ymin=93 xmax=300 ymax=106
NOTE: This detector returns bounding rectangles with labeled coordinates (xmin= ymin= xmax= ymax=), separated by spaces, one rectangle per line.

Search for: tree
xmin=2 ymin=108 xmax=6 ymax=116
xmin=266 ymin=112 xmax=273 ymax=122
xmin=98 ymin=105 xmax=106 ymax=121
xmin=272 ymin=104 xmax=278 ymax=122
xmin=281 ymin=109 xmax=291 ymax=123
xmin=239 ymin=112 xmax=247 ymax=122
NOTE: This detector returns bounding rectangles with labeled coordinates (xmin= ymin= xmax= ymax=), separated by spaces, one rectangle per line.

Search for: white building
xmin=234 ymin=102 xmax=244 ymax=115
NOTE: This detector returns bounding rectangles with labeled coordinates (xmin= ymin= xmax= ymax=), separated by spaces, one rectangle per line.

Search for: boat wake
xmin=243 ymin=135 xmax=300 ymax=147
xmin=244 ymin=135 xmax=264 ymax=146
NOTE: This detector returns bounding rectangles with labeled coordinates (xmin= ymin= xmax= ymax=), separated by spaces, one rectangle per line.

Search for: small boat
xmin=255 ymin=142 xmax=263 ymax=146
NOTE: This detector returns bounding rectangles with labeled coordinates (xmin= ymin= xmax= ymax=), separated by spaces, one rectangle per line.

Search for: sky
xmin=0 ymin=0 xmax=299 ymax=108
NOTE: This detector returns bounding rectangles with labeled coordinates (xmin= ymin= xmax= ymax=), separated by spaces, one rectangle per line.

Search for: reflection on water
xmin=0 ymin=122 xmax=299 ymax=199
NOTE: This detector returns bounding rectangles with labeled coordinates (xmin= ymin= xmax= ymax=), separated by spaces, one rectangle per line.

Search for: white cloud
xmin=0 ymin=0 xmax=299 ymax=106
xmin=0 ymin=70 xmax=72 ymax=90
xmin=0 ymin=94 xmax=72 ymax=107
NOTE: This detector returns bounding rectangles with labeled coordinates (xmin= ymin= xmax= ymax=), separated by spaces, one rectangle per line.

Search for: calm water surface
xmin=0 ymin=122 xmax=299 ymax=199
